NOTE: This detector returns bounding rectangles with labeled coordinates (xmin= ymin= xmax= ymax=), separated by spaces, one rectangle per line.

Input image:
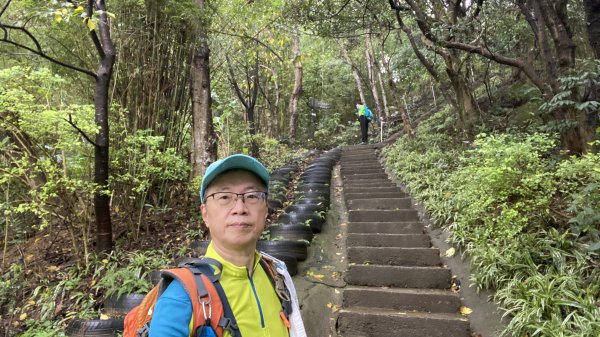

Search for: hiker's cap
xmin=200 ymin=154 xmax=269 ymax=202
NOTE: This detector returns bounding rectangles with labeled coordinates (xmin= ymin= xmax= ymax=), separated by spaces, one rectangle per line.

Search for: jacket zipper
xmin=247 ymin=269 xmax=265 ymax=328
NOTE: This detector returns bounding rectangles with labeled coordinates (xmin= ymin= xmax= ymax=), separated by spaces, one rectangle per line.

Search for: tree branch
xmin=0 ymin=32 xmax=97 ymax=78
xmin=64 ymin=114 xmax=98 ymax=147
xmin=210 ymin=30 xmax=283 ymax=62
xmin=85 ymin=0 xmax=105 ymax=59
xmin=402 ymin=0 xmax=551 ymax=96
xmin=226 ymin=54 xmax=249 ymax=110
xmin=0 ymin=0 xmax=12 ymax=18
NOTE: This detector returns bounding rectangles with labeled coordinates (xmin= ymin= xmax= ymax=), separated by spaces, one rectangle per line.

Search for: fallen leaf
xmin=459 ymin=306 xmax=472 ymax=316
xmin=25 ymin=254 xmax=34 ymax=262
xmin=89 ymin=279 xmax=97 ymax=287
xmin=445 ymin=247 xmax=456 ymax=257
xmin=19 ymin=313 xmax=27 ymax=321
xmin=102 ymin=259 xmax=109 ymax=264
xmin=312 ymin=274 xmax=325 ymax=280
xmin=100 ymin=314 xmax=110 ymax=320
xmin=339 ymin=223 xmax=347 ymax=227
xmin=326 ymin=303 xmax=340 ymax=313
xmin=46 ymin=265 xmax=59 ymax=272
xmin=334 ymin=289 xmax=340 ymax=294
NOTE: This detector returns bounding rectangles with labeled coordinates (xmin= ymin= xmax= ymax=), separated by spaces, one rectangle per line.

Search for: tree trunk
xmin=93 ymin=0 xmax=116 ymax=253
xmin=288 ymin=30 xmax=302 ymax=143
xmin=339 ymin=41 xmax=366 ymax=104
xmin=225 ymin=49 xmax=260 ymax=158
xmin=365 ymin=31 xmax=382 ymax=118
xmin=390 ymin=4 xmax=458 ymax=110
xmin=379 ymin=40 xmax=413 ymax=136
xmin=191 ymin=0 xmax=217 ymax=180
xmin=584 ymin=0 xmax=600 ymax=59
xmin=444 ymin=52 xmax=480 ymax=135
xmin=376 ymin=66 xmax=389 ymax=121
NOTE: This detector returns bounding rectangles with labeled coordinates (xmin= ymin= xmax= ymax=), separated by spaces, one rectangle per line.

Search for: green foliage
xmin=385 ymin=128 xmax=600 ymax=337
xmin=0 ymin=263 xmax=25 ymax=320
xmin=312 ymin=111 xmax=354 ymax=149
xmin=255 ymin=136 xmax=304 ymax=171
xmin=556 ymin=153 xmax=600 ymax=250
xmin=449 ymin=133 xmax=558 ymax=246
xmin=20 ymin=321 xmax=66 ymax=337
xmin=490 ymin=229 xmax=600 ymax=337
xmin=110 ymin=129 xmax=188 ymax=226
xmin=93 ymin=249 xmax=171 ymax=297
xmin=383 ymin=111 xmax=465 ymax=226
xmin=539 ymin=60 xmax=600 ymax=135
xmin=0 ymin=66 xmax=97 ymax=244
xmin=212 ymin=104 xmax=302 ymax=168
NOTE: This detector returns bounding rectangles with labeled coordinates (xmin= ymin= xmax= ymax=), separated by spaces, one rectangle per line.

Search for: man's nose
xmin=230 ymin=195 xmax=248 ymax=213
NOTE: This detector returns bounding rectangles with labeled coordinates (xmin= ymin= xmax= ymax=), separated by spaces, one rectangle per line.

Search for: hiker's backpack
xmin=123 ymin=257 xmax=292 ymax=337
xmin=364 ymin=106 xmax=373 ymax=121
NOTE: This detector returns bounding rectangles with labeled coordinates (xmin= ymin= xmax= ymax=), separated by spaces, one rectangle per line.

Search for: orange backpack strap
xmin=163 ymin=259 xmax=241 ymax=337
xmin=123 ymin=285 xmax=161 ymax=337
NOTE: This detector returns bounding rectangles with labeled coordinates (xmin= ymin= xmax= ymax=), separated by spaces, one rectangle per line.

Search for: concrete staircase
xmin=336 ymin=145 xmax=470 ymax=337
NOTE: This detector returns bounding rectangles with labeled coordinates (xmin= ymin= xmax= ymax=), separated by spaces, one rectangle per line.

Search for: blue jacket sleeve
xmin=149 ymin=280 xmax=192 ymax=337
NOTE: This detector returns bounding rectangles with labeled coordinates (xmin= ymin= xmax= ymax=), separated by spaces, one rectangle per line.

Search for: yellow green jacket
xmin=149 ymin=243 xmax=289 ymax=337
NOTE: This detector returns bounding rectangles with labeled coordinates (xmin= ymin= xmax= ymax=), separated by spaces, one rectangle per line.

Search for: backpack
xmin=364 ymin=106 xmax=373 ymax=121
xmin=123 ymin=257 xmax=292 ymax=337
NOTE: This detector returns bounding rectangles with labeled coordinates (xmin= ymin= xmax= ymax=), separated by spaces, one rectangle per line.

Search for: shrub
xmin=556 ymin=153 xmax=600 ymax=251
xmin=448 ymin=133 xmax=558 ymax=246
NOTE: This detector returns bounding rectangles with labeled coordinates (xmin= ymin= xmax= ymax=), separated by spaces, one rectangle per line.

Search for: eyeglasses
xmin=204 ymin=191 xmax=268 ymax=208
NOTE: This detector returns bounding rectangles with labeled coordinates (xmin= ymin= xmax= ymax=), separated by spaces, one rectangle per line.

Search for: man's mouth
xmin=229 ymin=222 xmax=252 ymax=228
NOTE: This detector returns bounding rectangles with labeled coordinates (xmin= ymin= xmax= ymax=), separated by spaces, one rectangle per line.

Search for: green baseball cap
xmin=200 ymin=154 xmax=269 ymax=202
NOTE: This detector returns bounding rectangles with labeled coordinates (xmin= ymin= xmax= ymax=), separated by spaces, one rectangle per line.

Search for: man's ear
xmin=200 ymin=203 xmax=209 ymax=228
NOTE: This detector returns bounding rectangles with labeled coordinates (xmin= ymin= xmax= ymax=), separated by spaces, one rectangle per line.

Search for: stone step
xmin=340 ymin=168 xmax=386 ymax=175
xmin=347 ymin=233 xmax=431 ymax=248
xmin=347 ymin=222 xmax=424 ymax=234
xmin=344 ymin=187 xmax=405 ymax=195
xmin=336 ymin=308 xmax=470 ymax=337
xmin=348 ymin=247 xmax=442 ymax=266
xmin=344 ymin=181 xmax=397 ymax=188
xmin=343 ymin=172 xmax=389 ymax=179
xmin=340 ymin=155 xmax=379 ymax=161
xmin=340 ymin=164 xmax=382 ymax=170
xmin=346 ymin=265 xmax=452 ymax=289
xmin=347 ymin=198 xmax=413 ymax=210
xmin=348 ymin=210 xmax=419 ymax=222
xmin=341 ymin=151 xmax=378 ymax=157
xmin=343 ymin=286 xmax=462 ymax=313
xmin=340 ymin=160 xmax=383 ymax=170
xmin=344 ymin=191 xmax=407 ymax=200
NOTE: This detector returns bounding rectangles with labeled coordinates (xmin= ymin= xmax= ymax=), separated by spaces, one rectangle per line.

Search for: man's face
xmin=201 ymin=170 xmax=268 ymax=252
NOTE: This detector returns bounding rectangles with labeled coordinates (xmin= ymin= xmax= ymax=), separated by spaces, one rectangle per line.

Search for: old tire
xmin=103 ymin=294 xmax=145 ymax=316
xmin=269 ymin=224 xmax=313 ymax=242
xmin=65 ymin=318 xmax=120 ymax=336
xmin=257 ymin=240 xmax=308 ymax=261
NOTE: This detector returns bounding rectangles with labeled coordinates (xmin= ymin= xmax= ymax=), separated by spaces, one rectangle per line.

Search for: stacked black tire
xmin=263 ymin=148 xmax=341 ymax=276
xmin=65 ymin=292 xmax=146 ymax=336
xmin=267 ymin=162 xmax=298 ymax=213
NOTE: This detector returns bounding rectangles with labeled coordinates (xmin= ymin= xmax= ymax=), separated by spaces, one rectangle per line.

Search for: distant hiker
xmin=148 ymin=154 xmax=307 ymax=337
xmin=356 ymin=103 xmax=373 ymax=144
